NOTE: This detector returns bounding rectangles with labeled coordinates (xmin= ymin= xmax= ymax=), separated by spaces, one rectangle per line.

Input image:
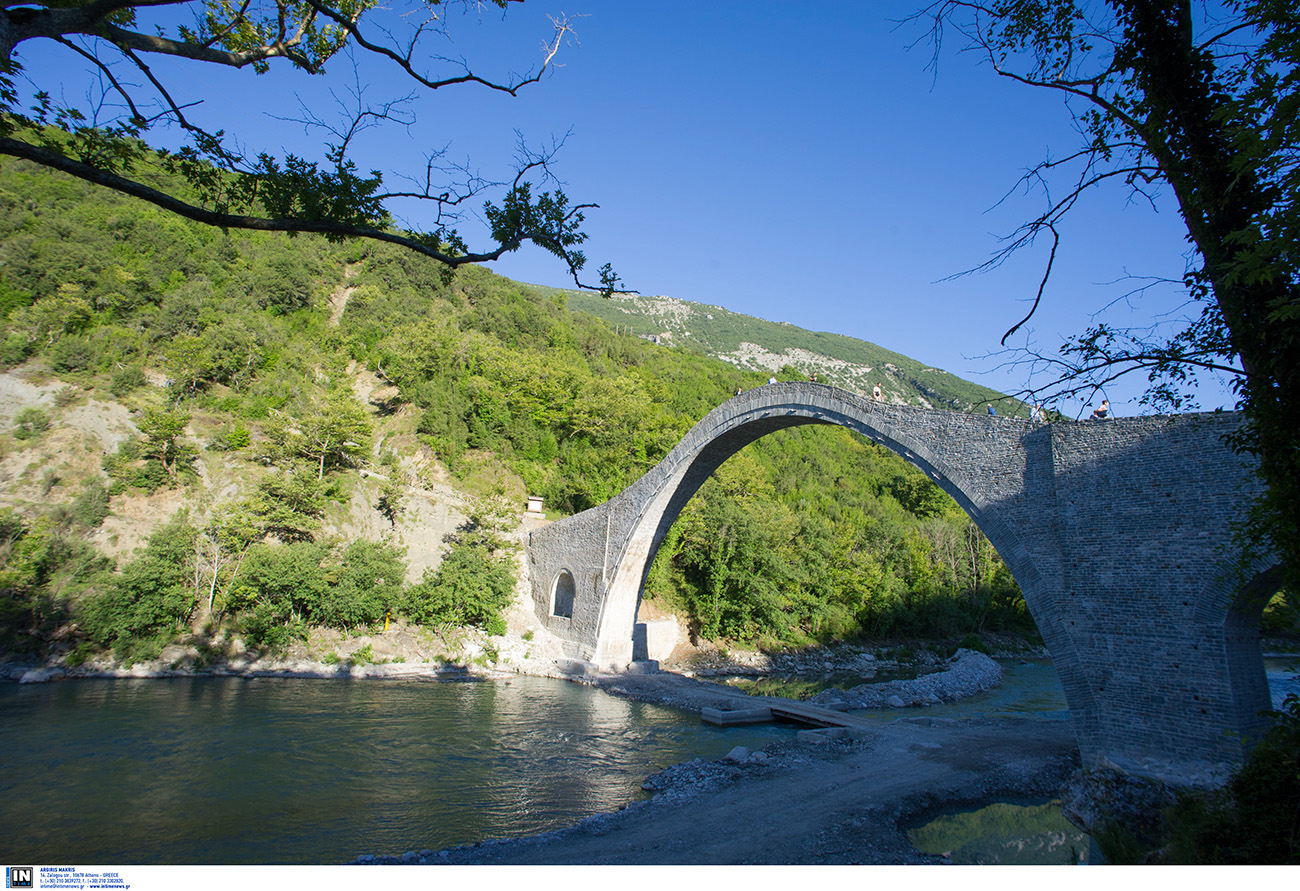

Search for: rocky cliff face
xmin=1 ymin=366 xmax=473 ymax=581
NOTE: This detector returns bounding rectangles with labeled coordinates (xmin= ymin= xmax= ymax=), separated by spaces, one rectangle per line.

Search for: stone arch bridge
xmin=526 ymin=382 xmax=1276 ymax=781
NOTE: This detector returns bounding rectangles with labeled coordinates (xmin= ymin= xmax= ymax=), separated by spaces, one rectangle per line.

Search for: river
xmin=0 ymin=673 xmax=791 ymax=864
xmin=2 ymin=656 xmax=1295 ymax=864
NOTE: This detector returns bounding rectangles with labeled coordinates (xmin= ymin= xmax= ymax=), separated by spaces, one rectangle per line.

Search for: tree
xmin=0 ymin=1 xmax=621 ymax=293
xmin=194 ymin=464 xmax=328 ymax=620
xmin=268 ymin=388 xmax=372 ymax=477
xmin=137 ymin=405 xmax=191 ymax=475
xmin=915 ymin=1 xmax=1300 ymax=579
xmin=78 ymin=511 xmax=196 ymax=656
xmin=194 ymin=500 xmax=262 ymax=615
xmin=403 ymin=499 xmax=516 ymax=632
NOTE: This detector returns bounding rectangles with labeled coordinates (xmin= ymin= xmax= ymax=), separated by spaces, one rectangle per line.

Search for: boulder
xmin=18 ymin=667 xmax=64 ymax=684
xmin=724 ymin=745 xmax=751 ymax=763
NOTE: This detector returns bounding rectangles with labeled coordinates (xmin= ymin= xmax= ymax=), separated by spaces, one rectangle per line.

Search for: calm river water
xmin=3 ymin=656 xmax=1295 ymax=865
xmin=0 ymin=674 xmax=793 ymax=864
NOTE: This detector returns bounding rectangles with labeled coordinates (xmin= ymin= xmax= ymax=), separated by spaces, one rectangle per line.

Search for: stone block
xmin=701 ymin=706 xmax=774 ymax=726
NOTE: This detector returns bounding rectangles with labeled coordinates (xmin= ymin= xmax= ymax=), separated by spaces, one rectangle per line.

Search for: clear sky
xmin=14 ymin=1 xmax=1239 ymax=416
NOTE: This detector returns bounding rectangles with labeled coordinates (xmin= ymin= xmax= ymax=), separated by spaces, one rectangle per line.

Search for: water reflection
xmin=7 ymin=658 xmax=1295 ymax=865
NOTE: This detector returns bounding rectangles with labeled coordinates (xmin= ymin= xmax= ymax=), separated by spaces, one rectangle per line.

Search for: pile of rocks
xmin=809 ymin=648 xmax=1002 ymax=709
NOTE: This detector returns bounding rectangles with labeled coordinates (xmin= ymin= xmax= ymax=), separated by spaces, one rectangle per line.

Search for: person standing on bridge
xmin=1030 ymin=403 xmax=1044 ymax=423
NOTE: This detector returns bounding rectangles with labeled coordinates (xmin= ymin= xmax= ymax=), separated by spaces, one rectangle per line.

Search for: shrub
xmin=1261 ymin=589 xmax=1299 ymax=637
xmin=109 ymin=366 xmax=147 ymax=397
xmin=1161 ymin=690 xmax=1300 ymax=863
xmin=403 ymin=542 xmax=515 ymax=631
xmin=1225 ymin=694 xmax=1300 ymax=861
xmin=48 ymin=336 xmax=94 ymax=373
xmin=0 ymin=333 xmax=28 ymax=368
xmin=102 ymin=437 xmax=174 ymax=494
xmin=229 ymin=541 xmax=330 ymax=625
xmin=236 ymin=597 xmax=304 ymax=651
xmin=316 ymin=539 xmax=405 ymax=629
xmin=77 ymin=513 xmax=196 ymax=654
xmin=12 ymin=406 xmax=50 ymax=440
xmin=958 ymin=632 xmax=991 ymax=654
xmin=70 ymin=483 xmax=110 ymax=529
xmin=227 ymin=539 xmax=406 ymax=636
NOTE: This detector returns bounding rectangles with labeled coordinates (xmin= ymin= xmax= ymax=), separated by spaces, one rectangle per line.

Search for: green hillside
xmin=0 ymin=151 xmax=1035 ymax=666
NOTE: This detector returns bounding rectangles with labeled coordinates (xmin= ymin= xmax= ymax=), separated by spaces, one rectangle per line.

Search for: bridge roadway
xmin=527 ymin=382 xmax=1277 ymax=783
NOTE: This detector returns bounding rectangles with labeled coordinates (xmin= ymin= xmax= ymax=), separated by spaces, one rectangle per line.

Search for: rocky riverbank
xmin=346 ymin=648 xmax=1077 ymax=866
xmin=1 ymin=622 xmax=1011 ymax=713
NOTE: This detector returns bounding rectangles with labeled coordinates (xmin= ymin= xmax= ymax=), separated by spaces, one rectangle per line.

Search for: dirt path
xmin=327 ymin=263 xmax=359 ymax=327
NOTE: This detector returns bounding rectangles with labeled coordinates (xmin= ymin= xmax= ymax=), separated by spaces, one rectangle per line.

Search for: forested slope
xmin=0 ymin=154 xmax=1035 ymax=665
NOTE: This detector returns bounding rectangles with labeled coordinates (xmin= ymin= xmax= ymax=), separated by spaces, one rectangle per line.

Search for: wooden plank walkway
xmin=702 ymin=696 xmax=879 ymax=731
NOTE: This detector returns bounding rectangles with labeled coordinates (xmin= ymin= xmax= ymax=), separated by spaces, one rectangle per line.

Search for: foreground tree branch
xmin=0 ymin=0 xmax=623 ymax=294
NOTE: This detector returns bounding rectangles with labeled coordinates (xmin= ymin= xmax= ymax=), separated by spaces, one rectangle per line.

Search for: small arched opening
xmin=551 ymin=569 xmax=576 ymax=619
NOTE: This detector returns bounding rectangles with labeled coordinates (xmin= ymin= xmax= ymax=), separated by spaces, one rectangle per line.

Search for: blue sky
xmin=14 ymin=1 xmax=1236 ymax=415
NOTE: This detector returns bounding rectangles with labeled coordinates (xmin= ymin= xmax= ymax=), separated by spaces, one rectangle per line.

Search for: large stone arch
xmin=527 ymin=382 xmax=1273 ymax=780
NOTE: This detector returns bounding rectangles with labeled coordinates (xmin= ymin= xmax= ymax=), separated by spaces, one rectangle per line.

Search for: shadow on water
xmin=716 ymin=663 xmax=924 ymax=700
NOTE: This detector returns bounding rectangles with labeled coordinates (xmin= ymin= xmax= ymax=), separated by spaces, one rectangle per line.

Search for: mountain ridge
xmin=561 ymin=289 xmax=1014 ymax=413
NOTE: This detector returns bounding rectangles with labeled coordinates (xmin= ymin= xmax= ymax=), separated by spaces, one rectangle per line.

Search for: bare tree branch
xmin=1001 ymin=223 xmax=1059 ymax=345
